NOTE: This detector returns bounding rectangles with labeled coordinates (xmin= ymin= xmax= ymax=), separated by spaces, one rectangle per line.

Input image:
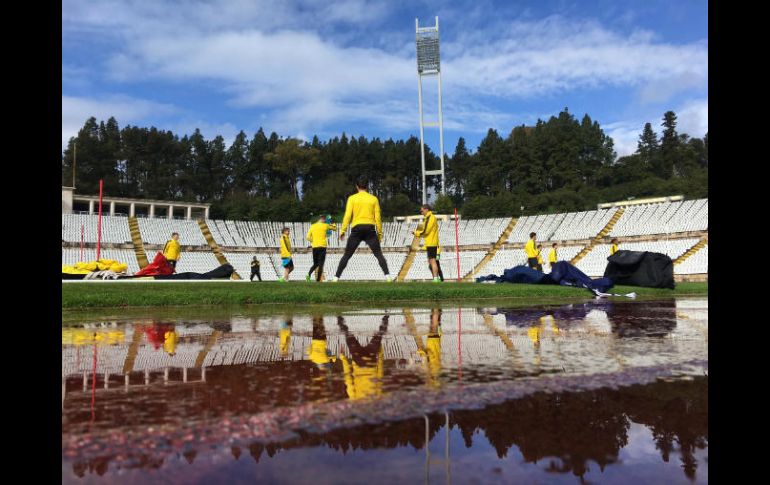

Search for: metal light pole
xmin=72 ymin=142 xmax=77 ymax=188
xmin=416 ymin=16 xmax=445 ymax=205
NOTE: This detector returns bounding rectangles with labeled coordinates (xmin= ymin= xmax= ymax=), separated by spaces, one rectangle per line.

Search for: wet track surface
xmin=63 ymin=298 xmax=707 ymax=484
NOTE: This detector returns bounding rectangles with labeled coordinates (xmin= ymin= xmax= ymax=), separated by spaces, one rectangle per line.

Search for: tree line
xmin=61 ymin=109 xmax=707 ymax=220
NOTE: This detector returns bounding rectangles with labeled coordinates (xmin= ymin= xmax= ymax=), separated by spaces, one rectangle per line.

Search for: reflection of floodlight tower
xmin=416 ymin=16 xmax=445 ymax=205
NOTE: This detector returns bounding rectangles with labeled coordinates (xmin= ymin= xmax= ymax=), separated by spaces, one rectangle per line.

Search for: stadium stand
xmin=137 ymin=217 xmax=207 ymax=245
xmin=62 ymin=213 xmax=132 ymax=244
xmin=62 ymin=198 xmax=708 ymax=279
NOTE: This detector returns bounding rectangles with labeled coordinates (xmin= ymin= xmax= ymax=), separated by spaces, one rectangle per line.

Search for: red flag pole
xmin=454 ymin=208 xmax=461 ymax=282
xmin=80 ymin=224 xmax=84 ymax=261
xmin=96 ymin=180 xmax=103 ymax=260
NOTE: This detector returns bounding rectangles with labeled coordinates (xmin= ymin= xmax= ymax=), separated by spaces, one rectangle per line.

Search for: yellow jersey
xmin=525 ymin=239 xmax=538 ymax=258
xmin=340 ymin=191 xmax=382 ymax=237
xmin=549 ymin=248 xmax=557 ymax=263
xmin=280 ymin=234 xmax=292 ymax=258
xmin=163 ymin=330 xmax=177 ymax=355
xmin=163 ymin=239 xmax=181 ymax=260
xmin=537 ymin=251 xmax=543 ymax=265
xmin=610 ymin=243 xmax=618 ymax=255
xmin=307 ymin=222 xmax=337 ymax=248
xmin=414 ymin=210 xmax=439 ymax=247
xmin=340 ymin=349 xmax=384 ymax=400
xmin=307 ymin=339 xmax=335 ymax=366
xmin=280 ymin=327 xmax=291 ymax=355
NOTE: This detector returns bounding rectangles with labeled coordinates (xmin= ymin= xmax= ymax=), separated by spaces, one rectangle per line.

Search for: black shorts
xmin=426 ymin=246 xmax=438 ymax=259
xmin=527 ymin=257 xmax=538 ymax=269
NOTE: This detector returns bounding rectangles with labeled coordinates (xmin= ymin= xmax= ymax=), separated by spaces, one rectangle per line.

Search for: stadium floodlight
xmin=416 ymin=16 xmax=445 ymax=205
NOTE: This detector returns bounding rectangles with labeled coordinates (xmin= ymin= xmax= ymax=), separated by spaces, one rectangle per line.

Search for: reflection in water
xmin=66 ymin=378 xmax=708 ymax=483
xmin=417 ymin=308 xmax=442 ymax=388
xmin=279 ymin=318 xmax=292 ymax=357
xmin=62 ymin=299 xmax=707 ymax=483
xmin=339 ymin=314 xmax=387 ymax=400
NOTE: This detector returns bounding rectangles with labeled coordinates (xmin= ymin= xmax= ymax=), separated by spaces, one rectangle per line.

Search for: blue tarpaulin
xmin=476 ymin=261 xmax=614 ymax=294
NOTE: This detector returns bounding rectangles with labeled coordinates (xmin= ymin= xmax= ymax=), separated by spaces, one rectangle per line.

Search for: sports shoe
xmin=332 ymin=276 xmax=340 ymax=282
xmin=278 ymin=277 xmax=286 ymax=282
xmin=305 ymin=275 xmax=311 ymax=282
xmin=432 ymin=277 xmax=440 ymax=283
xmin=385 ymin=276 xmax=393 ymax=282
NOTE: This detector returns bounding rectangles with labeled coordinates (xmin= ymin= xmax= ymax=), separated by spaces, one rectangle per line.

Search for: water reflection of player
xmin=280 ymin=318 xmax=293 ymax=357
xmin=307 ymin=316 xmax=337 ymax=384
xmin=337 ymin=314 xmax=388 ymax=400
xmin=142 ymin=322 xmax=177 ymax=356
xmin=417 ymin=308 xmax=442 ymax=388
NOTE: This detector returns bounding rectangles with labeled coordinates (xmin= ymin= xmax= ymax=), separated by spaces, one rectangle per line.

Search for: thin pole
xmin=418 ymin=74 xmax=427 ymax=205
xmin=454 ymin=208 xmax=460 ymax=281
xmin=96 ymin=180 xmax=103 ymax=260
xmin=437 ymin=16 xmax=445 ymax=196
xmin=72 ymin=142 xmax=77 ymax=188
xmin=80 ymin=224 xmax=84 ymax=261
xmin=457 ymin=307 xmax=462 ymax=383
xmin=91 ymin=338 xmax=97 ymax=423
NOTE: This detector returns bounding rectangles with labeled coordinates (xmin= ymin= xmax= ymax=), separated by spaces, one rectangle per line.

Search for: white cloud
xmin=605 ymin=121 xmax=643 ymax=159
xmin=62 ymin=3 xmax=707 ymax=145
xmin=166 ymin=120 xmax=241 ymax=148
xmin=605 ymin=98 xmax=708 ymax=159
xmin=675 ymin=99 xmax=708 ymax=138
xmin=442 ymin=17 xmax=707 ymax=100
xmin=61 ymin=95 xmax=178 ymax=150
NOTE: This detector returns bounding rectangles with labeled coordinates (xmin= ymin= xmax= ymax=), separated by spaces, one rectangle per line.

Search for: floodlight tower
xmin=416 ymin=16 xmax=445 ymax=205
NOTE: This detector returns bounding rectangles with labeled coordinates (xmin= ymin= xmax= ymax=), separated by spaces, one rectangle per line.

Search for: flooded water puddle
xmin=63 ymin=298 xmax=707 ymax=483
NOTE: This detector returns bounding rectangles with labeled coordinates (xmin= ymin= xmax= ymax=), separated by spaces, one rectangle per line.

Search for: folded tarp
xmin=603 ymin=250 xmax=675 ymax=289
xmin=476 ymin=265 xmax=555 ymax=284
xmin=153 ymin=264 xmax=234 ymax=280
xmin=476 ymin=261 xmax=613 ymax=294
xmin=550 ymin=261 xmax=614 ymax=293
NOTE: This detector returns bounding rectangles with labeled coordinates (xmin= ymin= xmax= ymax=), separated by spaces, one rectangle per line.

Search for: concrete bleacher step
xmin=674 ymin=237 xmax=708 ymax=265
xmin=197 ymin=219 xmax=241 ymax=280
xmin=570 ymin=207 xmax=625 ymax=265
xmin=128 ymin=216 xmax=149 ymax=269
xmin=397 ymin=233 xmax=422 ymax=282
xmin=463 ymin=217 xmax=518 ymax=281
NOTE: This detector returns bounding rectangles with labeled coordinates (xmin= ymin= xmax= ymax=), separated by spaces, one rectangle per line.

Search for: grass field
xmin=62 ymin=280 xmax=708 ymax=309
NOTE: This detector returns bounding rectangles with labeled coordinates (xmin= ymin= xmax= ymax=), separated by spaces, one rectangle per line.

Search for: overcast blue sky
xmin=62 ymin=0 xmax=707 ymax=158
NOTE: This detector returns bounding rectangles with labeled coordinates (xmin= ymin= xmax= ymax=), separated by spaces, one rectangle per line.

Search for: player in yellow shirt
xmin=548 ymin=243 xmax=558 ymax=271
xmin=610 ymin=238 xmax=619 ymax=256
xmin=333 ymin=177 xmax=391 ymax=282
xmin=414 ymin=204 xmax=441 ymax=282
xmin=278 ymin=227 xmax=294 ymax=282
xmin=163 ymin=232 xmax=181 ymax=272
xmin=525 ymin=232 xmax=538 ymax=270
xmin=536 ymin=244 xmax=544 ymax=271
xmin=306 ymin=215 xmax=337 ymax=282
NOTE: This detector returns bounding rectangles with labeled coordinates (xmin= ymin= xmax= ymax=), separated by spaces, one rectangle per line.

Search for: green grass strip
xmin=62 ymin=281 xmax=707 ymax=309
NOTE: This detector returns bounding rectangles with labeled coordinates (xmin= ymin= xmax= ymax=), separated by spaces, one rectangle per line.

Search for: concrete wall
xmin=62 ymin=187 xmax=74 ymax=214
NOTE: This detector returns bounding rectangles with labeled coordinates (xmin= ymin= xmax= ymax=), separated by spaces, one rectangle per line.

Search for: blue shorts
xmin=281 ymin=258 xmax=294 ymax=269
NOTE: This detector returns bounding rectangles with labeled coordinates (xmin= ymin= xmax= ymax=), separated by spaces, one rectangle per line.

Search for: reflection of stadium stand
xmin=63 ymin=301 xmax=707 ymax=431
